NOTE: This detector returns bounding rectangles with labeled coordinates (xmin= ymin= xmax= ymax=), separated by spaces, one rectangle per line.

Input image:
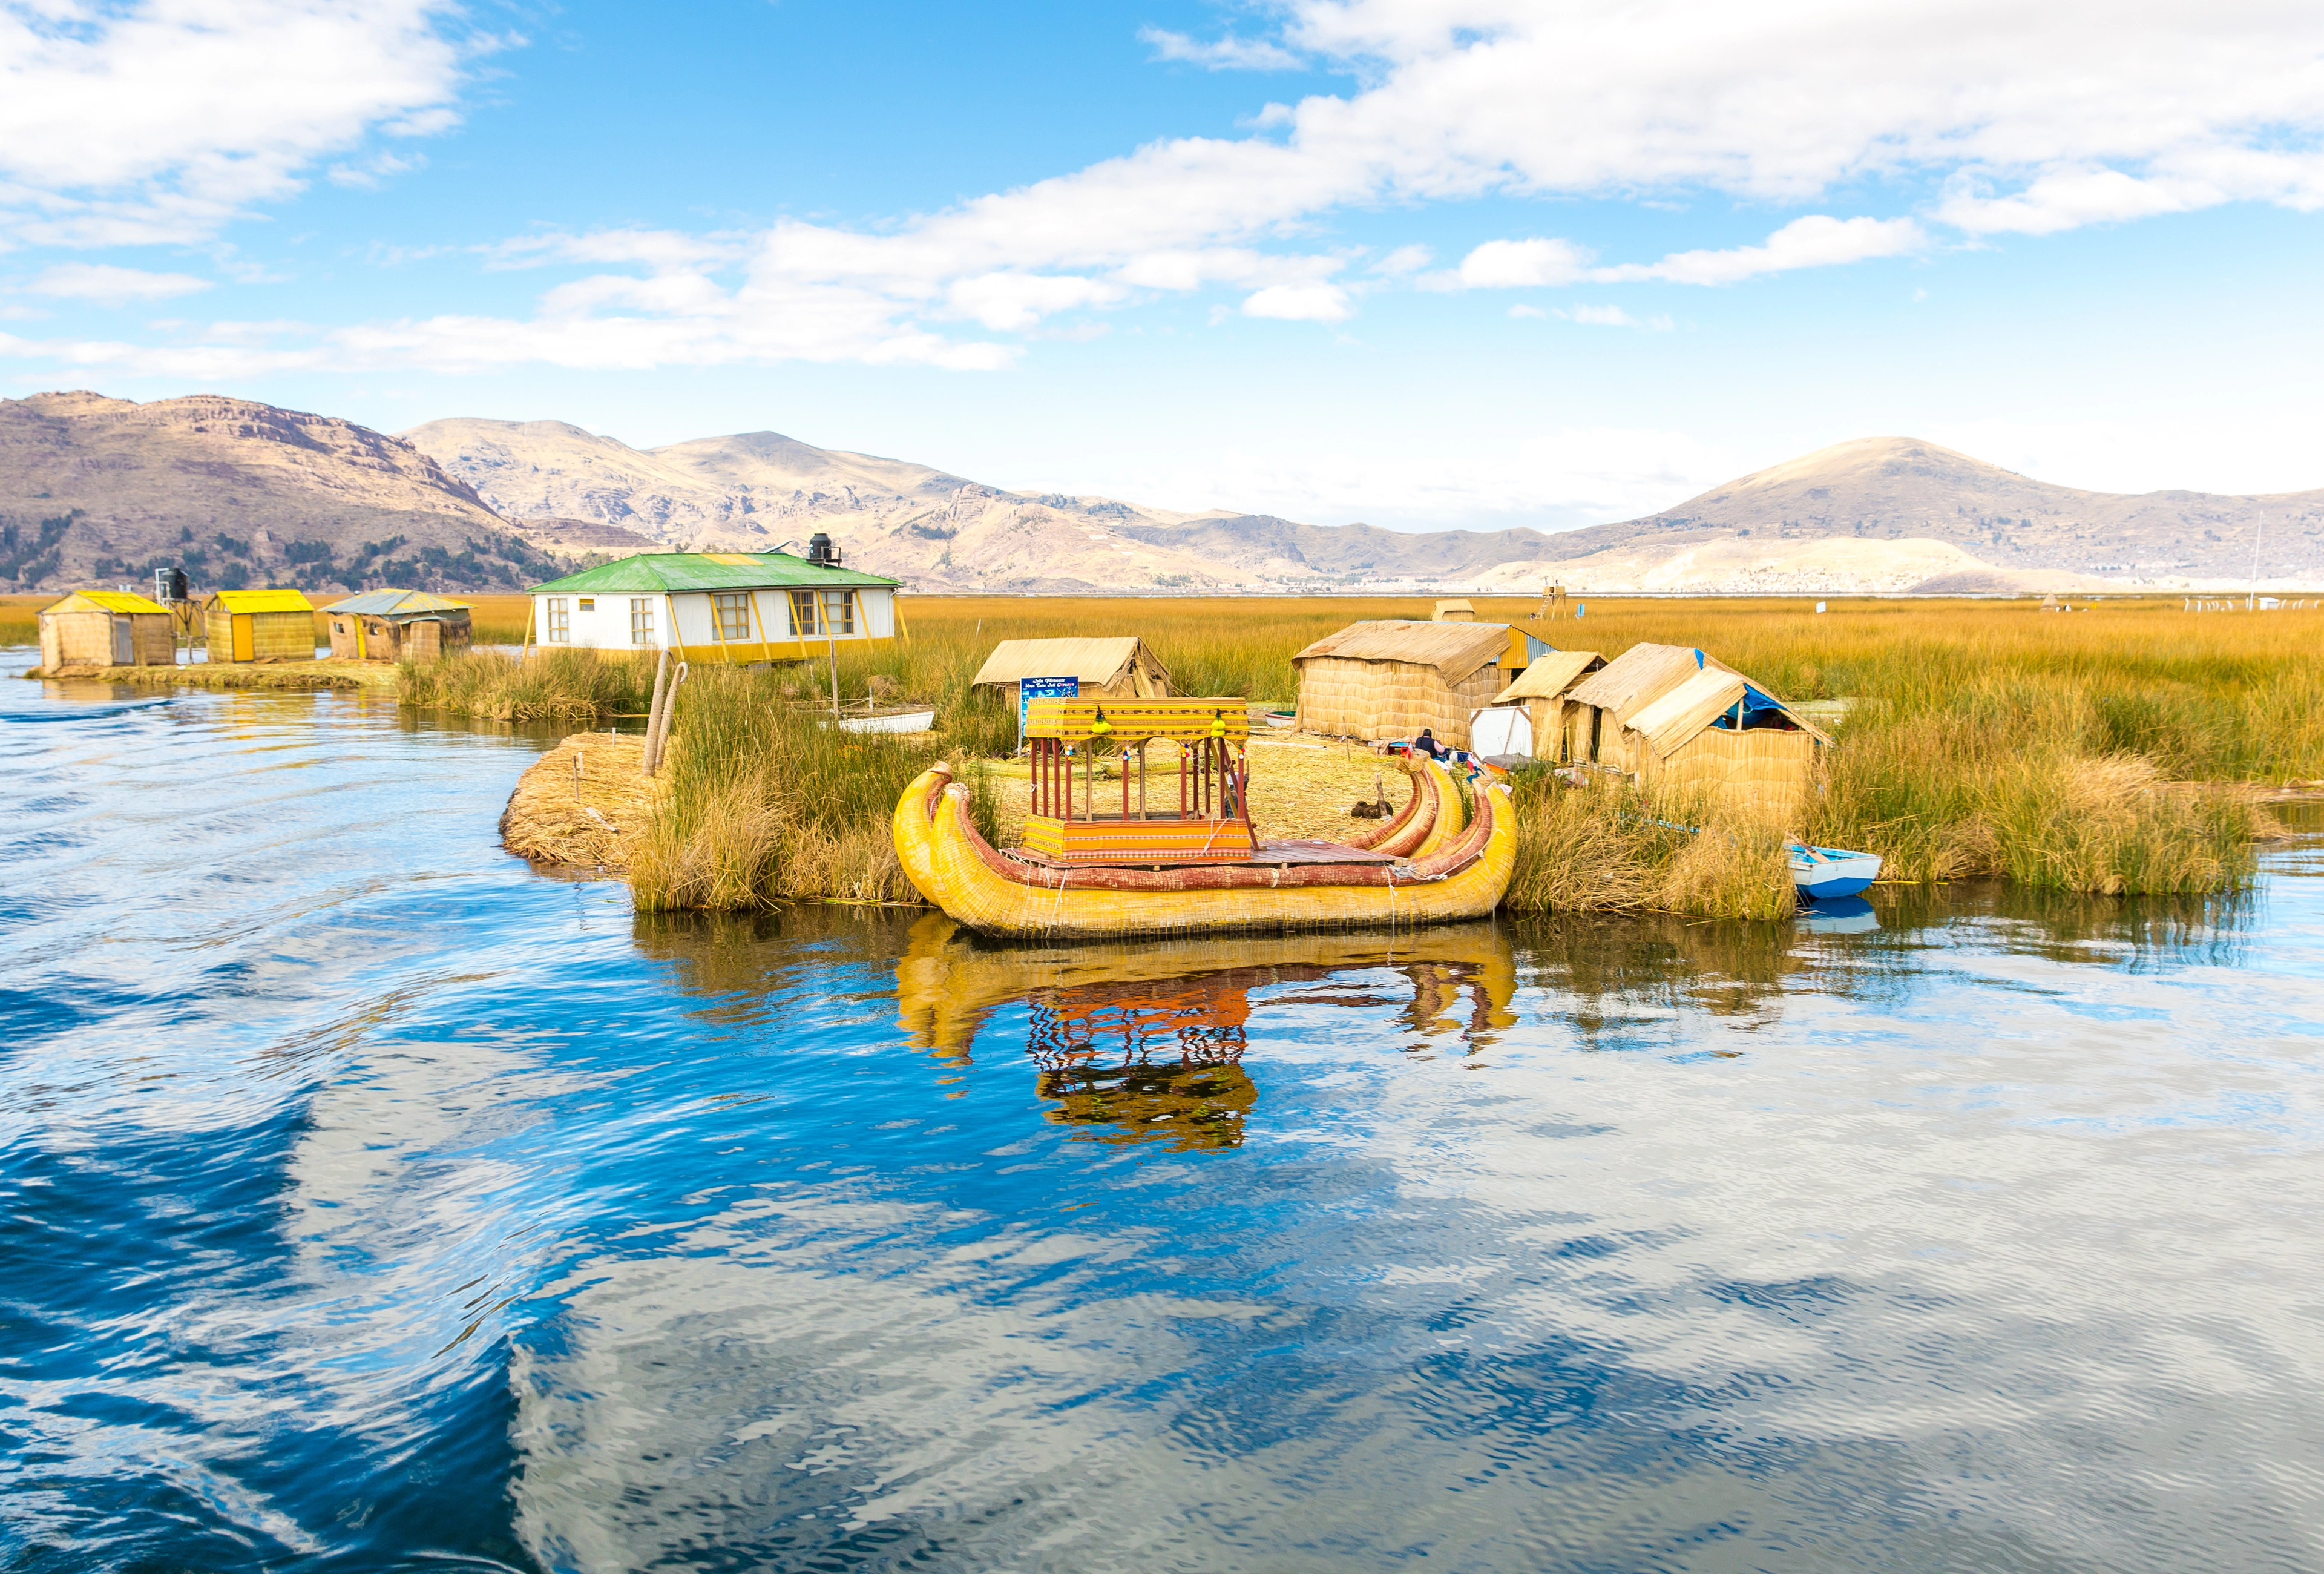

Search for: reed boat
xmin=893 ymin=697 xmax=1515 ymax=940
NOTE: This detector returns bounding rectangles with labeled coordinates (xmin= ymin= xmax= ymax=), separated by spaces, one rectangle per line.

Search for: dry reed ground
xmin=501 ymin=731 xmax=664 ymax=871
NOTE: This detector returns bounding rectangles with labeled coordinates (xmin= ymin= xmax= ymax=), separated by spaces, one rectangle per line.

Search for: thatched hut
xmin=39 ymin=590 xmax=174 ymax=670
xmin=1431 ymin=599 xmax=1477 ymax=622
xmin=322 ymin=590 xmax=473 ymax=662
xmin=1293 ymin=620 xmax=1544 ymax=749
xmin=971 ymin=637 xmax=1172 ymax=700
xmin=1487 ymin=648 xmax=1605 ymax=762
xmin=204 ymin=588 xmax=316 ymax=662
xmin=1566 ymin=642 xmax=1831 ymax=814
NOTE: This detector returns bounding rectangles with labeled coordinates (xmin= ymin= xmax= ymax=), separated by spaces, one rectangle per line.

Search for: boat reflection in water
xmin=896 ymin=915 xmax=1517 ymax=1150
xmin=1797 ymin=895 xmax=1880 ymax=935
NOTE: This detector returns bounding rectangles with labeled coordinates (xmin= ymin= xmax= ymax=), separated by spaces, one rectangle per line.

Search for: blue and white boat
xmin=1789 ymin=843 xmax=1882 ymax=900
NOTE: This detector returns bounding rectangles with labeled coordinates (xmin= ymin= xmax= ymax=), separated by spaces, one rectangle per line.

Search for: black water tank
xmin=155 ymin=566 xmax=189 ymax=602
xmin=806 ymin=533 xmax=841 ymax=567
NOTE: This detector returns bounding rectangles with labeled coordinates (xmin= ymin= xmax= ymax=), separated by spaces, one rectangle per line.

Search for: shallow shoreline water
xmin=4 ymin=651 xmax=2321 ymax=1572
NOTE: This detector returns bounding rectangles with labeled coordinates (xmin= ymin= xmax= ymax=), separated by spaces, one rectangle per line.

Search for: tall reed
xmin=398 ymin=648 xmax=655 ymax=720
xmin=631 ymin=664 xmax=1000 ymax=910
xmin=1505 ymin=774 xmax=1798 ymax=920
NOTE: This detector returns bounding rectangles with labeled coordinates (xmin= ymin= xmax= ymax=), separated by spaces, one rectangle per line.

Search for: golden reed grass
xmin=399 ymin=593 xmax=2313 ymax=911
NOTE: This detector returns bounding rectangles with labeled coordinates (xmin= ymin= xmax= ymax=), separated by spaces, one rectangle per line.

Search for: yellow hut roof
xmin=971 ymin=636 xmax=1168 ymax=688
xmin=1292 ymin=620 xmax=1517 ymax=684
xmin=1493 ymin=649 xmax=1604 ymax=703
xmin=1624 ymin=669 xmax=1752 ymax=758
xmin=208 ymin=588 xmax=315 ymax=613
xmin=46 ymin=590 xmax=169 ymax=615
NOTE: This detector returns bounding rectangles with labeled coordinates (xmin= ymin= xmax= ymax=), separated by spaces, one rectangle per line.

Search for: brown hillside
xmin=0 ymin=392 xmax=569 ymax=596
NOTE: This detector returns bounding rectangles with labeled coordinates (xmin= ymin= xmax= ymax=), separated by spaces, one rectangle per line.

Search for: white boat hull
xmin=833 ymin=709 xmax=936 ymax=734
xmin=1790 ymin=844 xmax=1882 ymax=900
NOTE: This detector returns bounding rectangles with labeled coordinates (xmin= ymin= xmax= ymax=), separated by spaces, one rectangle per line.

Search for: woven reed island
xmin=481 ymin=594 xmax=2305 ymax=917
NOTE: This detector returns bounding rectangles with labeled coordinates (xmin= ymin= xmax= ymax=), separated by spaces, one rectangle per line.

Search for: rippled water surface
xmin=5 ymin=654 xmax=2322 ymax=1572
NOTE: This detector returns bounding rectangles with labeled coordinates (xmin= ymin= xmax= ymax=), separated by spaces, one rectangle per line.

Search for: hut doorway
xmin=231 ymin=615 xmax=255 ymax=661
xmin=110 ymin=616 xmax=134 ymax=665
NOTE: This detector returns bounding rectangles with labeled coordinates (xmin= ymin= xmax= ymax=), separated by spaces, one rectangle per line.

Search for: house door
xmin=231 ymin=614 xmax=255 ymax=661
xmin=111 ymin=615 xmax=134 ymax=665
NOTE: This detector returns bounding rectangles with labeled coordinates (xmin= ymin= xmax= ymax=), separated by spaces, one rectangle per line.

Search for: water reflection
xmin=893 ymin=918 xmax=1519 ymax=1148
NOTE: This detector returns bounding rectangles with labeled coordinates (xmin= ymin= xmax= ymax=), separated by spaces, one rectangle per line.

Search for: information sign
xmin=1019 ymin=676 xmax=1082 ymax=749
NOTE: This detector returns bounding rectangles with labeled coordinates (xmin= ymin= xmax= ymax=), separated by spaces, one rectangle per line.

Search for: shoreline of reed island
xmin=458 ymin=592 xmax=2313 ymax=918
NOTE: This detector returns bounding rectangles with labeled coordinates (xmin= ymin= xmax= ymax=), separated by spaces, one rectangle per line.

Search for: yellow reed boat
xmin=893 ymin=697 xmax=1515 ymax=940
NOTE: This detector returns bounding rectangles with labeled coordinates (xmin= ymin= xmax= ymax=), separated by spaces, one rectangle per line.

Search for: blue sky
xmin=4 ymin=0 xmax=2321 ymax=530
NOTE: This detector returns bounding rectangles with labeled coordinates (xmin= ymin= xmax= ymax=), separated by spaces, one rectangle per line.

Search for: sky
xmin=2 ymin=0 xmax=2322 ymax=532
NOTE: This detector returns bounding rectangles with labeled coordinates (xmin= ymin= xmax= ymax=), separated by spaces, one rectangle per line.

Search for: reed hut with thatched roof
xmin=1293 ymin=620 xmax=1544 ymax=748
xmin=1486 ymin=648 xmax=1606 ymax=762
xmin=321 ymin=590 xmax=473 ymax=662
xmin=39 ymin=589 xmax=175 ymax=671
xmin=1566 ymin=642 xmax=1832 ymax=814
xmin=971 ymin=636 xmax=1172 ymax=701
xmin=203 ymin=588 xmax=316 ymax=662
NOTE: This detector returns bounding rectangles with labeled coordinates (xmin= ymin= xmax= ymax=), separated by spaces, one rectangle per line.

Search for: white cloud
xmin=8 ymin=0 xmax=2324 ymax=374
xmin=945 ymin=272 xmax=1128 ymax=332
xmin=1138 ymin=26 xmax=1304 ymax=71
xmin=25 ymin=262 xmax=211 ymax=304
xmin=1508 ymin=303 xmax=1547 ymax=318
xmin=0 ymin=0 xmax=481 ymax=245
xmin=1432 ymin=237 xmax=1591 ymax=289
xmin=1371 ymin=243 xmax=1433 ymax=276
xmin=1242 ymin=283 xmax=1352 ymax=321
xmin=1593 ymin=216 xmax=1925 ymax=285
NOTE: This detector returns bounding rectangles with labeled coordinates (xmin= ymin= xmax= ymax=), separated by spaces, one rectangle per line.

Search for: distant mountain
xmin=400 ymin=415 xmax=1239 ymax=591
xmin=6 ymin=393 xmax=2316 ymax=598
xmin=1520 ymin=437 xmax=2324 ymax=591
xmin=0 ymin=392 xmax=572 ymax=596
xmin=407 ymin=420 xmax=2324 ymax=594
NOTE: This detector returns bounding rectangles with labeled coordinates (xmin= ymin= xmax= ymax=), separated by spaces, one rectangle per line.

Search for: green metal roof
xmin=321 ymin=589 xmax=471 ymax=617
xmin=528 ymin=550 xmax=896 ymax=596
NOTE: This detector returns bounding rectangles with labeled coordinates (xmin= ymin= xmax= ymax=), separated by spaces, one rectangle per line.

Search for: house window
xmin=545 ymin=598 xmax=570 ymax=642
xmin=712 ymin=592 xmax=752 ymax=640
xmin=788 ymin=590 xmax=819 ymax=637
xmin=577 ymin=598 xmax=596 ymax=612
xmin=821 ymin=590 xmax=855 ymax=634
xmin=629 ymin=598 xmax=654 ymax=645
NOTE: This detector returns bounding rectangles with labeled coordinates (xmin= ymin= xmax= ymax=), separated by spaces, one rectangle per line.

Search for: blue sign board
xmin=1019 ymin=676 xmax=1081 ymax=749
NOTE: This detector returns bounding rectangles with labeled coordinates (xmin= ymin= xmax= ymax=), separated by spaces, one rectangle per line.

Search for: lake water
xmin=4 ymin=655 xmax=2320 ymax=1573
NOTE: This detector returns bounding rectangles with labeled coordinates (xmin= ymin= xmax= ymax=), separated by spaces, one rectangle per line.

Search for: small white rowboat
xmin=1790 ymin=843 xmax=1882 ymax=900
xmin=833 ymin=708 xmax=937 ymax=734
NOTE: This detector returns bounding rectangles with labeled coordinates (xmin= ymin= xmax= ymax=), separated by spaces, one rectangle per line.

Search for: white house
xmin=527 ymin=548 xmax=901 ymax=662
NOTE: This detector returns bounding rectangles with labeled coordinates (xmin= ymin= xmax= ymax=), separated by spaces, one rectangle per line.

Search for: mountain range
xmin=4 ymin=390 xmax=2319 ymax=597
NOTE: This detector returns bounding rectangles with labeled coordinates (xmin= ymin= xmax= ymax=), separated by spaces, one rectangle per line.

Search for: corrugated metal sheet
xmin=47 ymin=590 xmax=169 ymax=615
xmin=530 ymin=551 xmax=895 ymax=595
xmin=1494 ymin=648 xmax=1604 ymax=703
xmin=1626 ymin=669 xmax=1750 ymax=757
xmin=1291 ymin=620 xmax=1514 ymax=683
xmin=971 ymin=636 xmax=1164 ymax=687
xmin=322 ymin=589 xmax=471 ymax=617
xmin=208 ymin=588 xmax=315 ymax=613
